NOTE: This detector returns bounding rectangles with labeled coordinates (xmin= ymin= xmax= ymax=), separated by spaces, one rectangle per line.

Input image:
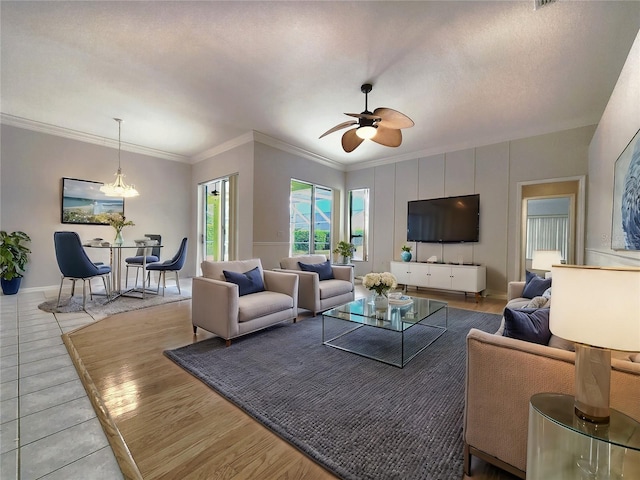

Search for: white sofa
xmin=463 ymin=281 xmax=640 ymax=477
xmin=192 ymin=259 xmax=299 ymax=346
xmin=279 ymin=254 xmax=354 ymax=315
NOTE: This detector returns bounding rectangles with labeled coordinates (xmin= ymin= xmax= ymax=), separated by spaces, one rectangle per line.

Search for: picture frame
xmin=611 ymin=128 xmax=640 ymax=250
xmin=61 ymin=177 xmax=125 ymax=225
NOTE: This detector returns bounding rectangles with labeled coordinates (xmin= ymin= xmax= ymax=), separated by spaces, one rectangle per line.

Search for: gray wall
xmin=0 ymin=125 xmax=192 ymax=289
xmin=346 ymin=126 xmax=593 ymax=296
xmin=191 ymin=141 xmax=256 ymax=262
xmin=252 ymin=142 xmax=345 ymax=270
xmin=587 ymin=30 xmax=640 ymax=268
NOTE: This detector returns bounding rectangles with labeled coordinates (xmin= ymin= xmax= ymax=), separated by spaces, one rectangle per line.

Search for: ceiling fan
xmin=320 ymin=83 xmax=414 ymax=153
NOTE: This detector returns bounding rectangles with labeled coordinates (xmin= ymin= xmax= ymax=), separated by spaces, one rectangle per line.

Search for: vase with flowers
xmin=362 ymin=271 xmax=398 ymax=314
xmin=106 ymin=213 xmax=134 ymax=245
xmin=401 ymin=245 xmax=412 ymax=262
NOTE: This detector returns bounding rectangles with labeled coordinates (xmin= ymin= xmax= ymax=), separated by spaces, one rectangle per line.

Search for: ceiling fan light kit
xmin=320 ymin=83 xmax=414 ymax=153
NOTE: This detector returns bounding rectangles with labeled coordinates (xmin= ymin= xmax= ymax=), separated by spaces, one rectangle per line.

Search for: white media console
xmin=390 ymin=261 xmax=486 ymax=300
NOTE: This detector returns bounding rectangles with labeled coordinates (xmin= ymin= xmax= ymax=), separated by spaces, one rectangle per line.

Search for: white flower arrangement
xmin=362 ymin=271 xmax=397 ymax=295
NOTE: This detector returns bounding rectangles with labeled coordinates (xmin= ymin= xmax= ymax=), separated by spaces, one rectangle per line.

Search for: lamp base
xmin=574 ymin=343 xmax=611 ymax=424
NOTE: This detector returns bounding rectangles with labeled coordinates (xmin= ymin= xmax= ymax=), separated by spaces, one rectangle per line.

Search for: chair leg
xmin=162 ymin=271 xmax=166 ymax=296
xmin=125 ymin=266 xmax=130 ymax=288
xmin=134 ymin=267 xmax=140 ymax=289
xmin=102 ymin=276 xmax=109 ymax=299
xmin=175 ymin=271 xmax=181 ymax=294
xmin=57 ymin=276 xmax=65 ymax=307
xmin=88 ymin=278 xmax=93 ymax=300
xmin=82 ymin=279 xmax=87 ymax=310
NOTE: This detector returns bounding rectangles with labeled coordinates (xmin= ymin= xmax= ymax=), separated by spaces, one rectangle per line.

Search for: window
xmin=349 ymin=188 xmax=369 ymax=261
xmin=290 ymin=180 xmax=332 ymax=256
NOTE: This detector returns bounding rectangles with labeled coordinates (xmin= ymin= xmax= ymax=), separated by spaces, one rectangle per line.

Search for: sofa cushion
xmin=522 ymin=272 xmax=552 ymax=299
xmin=502 ymin=307 xmax=552 ymax=345
xmin=223 ymin=266 xmax=265 ymax=296
xmin=525 ymin=296 xmax=549 ymax=309
xmin=547 ymin=335 xmax=575 ymax=351
xmin=237 ymin=291 xmax=293 ymax=322
xmin=298 ymin=260 xmax=334 ymax=280
xmin=318 ymin=279 xmax=353 ymax=299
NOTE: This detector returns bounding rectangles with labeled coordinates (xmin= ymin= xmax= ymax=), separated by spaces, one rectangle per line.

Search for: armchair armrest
xmin=507 ymin=281 xmax=525 ymax=301
xmin=331 ymin=265 xmax=354 ymax=283
xmin=263 ymin=270 xmax=299 ymax=309
xmin=279 ymin=269 xmax=320 ymax=309
xmin=192 ymin=277 xmax=240 ymax=339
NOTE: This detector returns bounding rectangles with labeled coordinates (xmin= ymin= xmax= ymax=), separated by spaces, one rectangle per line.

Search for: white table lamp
xmin=532 ymin=250 xmax=562 ymax=278
xmin=549 ymin=265 xmax=640 ymax=423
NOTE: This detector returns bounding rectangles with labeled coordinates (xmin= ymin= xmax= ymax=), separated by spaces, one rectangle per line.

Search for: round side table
xmin=527 ymin=393 xmax=640 ymax=479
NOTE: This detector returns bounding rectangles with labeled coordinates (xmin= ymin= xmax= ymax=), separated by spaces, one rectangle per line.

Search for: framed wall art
xmin=611 ymin=128 xmax=640 ymax=250
xmin=61 ymin=177 xmax=125 ymax=225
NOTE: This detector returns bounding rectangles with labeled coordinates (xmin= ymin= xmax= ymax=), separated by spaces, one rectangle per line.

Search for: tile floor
xmin=1 ymin=289 xmax=124 ymax=480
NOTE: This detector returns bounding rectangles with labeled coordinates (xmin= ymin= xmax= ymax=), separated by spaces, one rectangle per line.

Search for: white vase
xmin=374 ymin=291 xmax=389 ymax=311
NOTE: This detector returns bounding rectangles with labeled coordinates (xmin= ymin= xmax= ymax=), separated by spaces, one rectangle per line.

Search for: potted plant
xmin=401 ymin=245 xmax=412 ymax=262
xmin=105 ymin=213 xmax=134 ymax=245
xmin=0 ymin=230 xmax=31 ymax=295
xmin=333 ymin=241 xmax=356 ymax=264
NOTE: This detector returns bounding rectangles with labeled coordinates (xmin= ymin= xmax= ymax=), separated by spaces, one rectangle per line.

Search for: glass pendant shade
xmin=356 ymin=125 xmax=377 ymax=140
xmin=100 ymin=118 xmax=139 ymax=198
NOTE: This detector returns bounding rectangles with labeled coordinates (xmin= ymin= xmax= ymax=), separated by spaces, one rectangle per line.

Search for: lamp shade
xmin=549 ymin=265 xmax=640 ymax=352
xmin=531 ymin=250 xmax=562 ymax=271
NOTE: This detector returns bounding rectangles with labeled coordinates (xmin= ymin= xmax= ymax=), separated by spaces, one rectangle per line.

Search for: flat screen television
xmin=407 ymin=194 xmax=480 ymax=243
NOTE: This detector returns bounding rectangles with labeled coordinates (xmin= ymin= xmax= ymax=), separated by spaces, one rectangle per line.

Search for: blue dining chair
xmin=54 ymin=231 xmax=112 ymax=309
xmin=125 ymin=234 xmax=161 ymax=288
xmin=146 ymin=237 xmax=188 ymax=296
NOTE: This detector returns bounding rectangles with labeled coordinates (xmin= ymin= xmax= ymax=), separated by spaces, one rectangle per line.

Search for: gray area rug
xmin=165 ymin=308 xmax=501 ymax=480
xmin=38 ymin=292 xmax=191 ymax=320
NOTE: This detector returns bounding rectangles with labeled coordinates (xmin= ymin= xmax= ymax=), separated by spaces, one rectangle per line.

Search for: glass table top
xmin=531 ymin=393 xmax=640 ymax=451
xmin=322 ymin=296 xmax=447 ymax=333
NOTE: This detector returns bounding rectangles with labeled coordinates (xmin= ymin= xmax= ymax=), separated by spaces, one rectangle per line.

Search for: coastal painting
xmin=611 ymin=128 xmax=640 ymax=250
xmin=61 ymin=177 xmax=124 ymax=225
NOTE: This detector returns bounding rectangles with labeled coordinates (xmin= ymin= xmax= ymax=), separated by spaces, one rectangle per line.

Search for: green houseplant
xmin=333 ymin=241 xmax=356 ymax=263
xmin=0 ymin=230 xmax=32 ymax=295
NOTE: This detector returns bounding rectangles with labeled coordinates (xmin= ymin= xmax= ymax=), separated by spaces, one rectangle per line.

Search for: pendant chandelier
xmin=100 ymin=118 xmax=139 ymax=198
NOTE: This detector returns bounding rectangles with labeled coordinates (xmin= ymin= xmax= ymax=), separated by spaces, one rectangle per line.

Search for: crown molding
xmin=347 ymin=118 xmax=599 ymax=172
xmin=191 ymin=130 xmax=345 ymax=171
xmin=189 ymin=131 xmax=256 ymax=164
xmin=1 ymin=113 xmax=189 ymax=163
xmin=252 ymin=131 xmax=345 ymax=171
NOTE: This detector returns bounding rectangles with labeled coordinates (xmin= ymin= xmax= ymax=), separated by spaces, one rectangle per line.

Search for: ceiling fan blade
xmin=373 ymin=107 xmax=414 ymax=129
xmin=342 ymin=128 xmax=364 ymax=153
xmin=371 ymin=126 xmax=402 ymax=147
xmin=344 ymin=112 xmax=381 ymax=121
xmin=319 ymin=120 xmax=358 ymax=139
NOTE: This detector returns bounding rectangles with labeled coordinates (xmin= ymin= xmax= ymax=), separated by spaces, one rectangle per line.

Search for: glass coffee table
xmin=322 ymin=296 xmax=448 ymax=368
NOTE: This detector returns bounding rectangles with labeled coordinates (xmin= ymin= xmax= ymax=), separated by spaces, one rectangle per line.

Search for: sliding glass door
xmin=200 ymin=175 xmax=237 ymax=264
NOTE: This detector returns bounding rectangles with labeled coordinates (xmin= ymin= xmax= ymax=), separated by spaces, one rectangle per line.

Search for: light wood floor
xmin=64 ymin=287 xmax=517 ymax=480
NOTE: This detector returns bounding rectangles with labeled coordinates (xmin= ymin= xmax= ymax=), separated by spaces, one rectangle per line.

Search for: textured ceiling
xmin=1 ymin=1 xmax=639 ymax=168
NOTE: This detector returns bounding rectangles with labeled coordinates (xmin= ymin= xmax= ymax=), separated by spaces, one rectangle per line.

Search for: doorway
xmin=516 ymin=176 xmax=585 ymax=280
xmin=198 ymin=175 xmax=237 ymax=267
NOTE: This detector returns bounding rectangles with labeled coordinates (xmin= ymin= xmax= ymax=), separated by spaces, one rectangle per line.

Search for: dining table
xmin=84 ymin=241 xmax=163 ymax=300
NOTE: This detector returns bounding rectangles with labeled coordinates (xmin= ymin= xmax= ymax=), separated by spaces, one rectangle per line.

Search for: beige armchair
xmin=192 ymin=259 xmax=298 ymax=346
xmin=279 ymin=254 xmax=354 ymax=315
